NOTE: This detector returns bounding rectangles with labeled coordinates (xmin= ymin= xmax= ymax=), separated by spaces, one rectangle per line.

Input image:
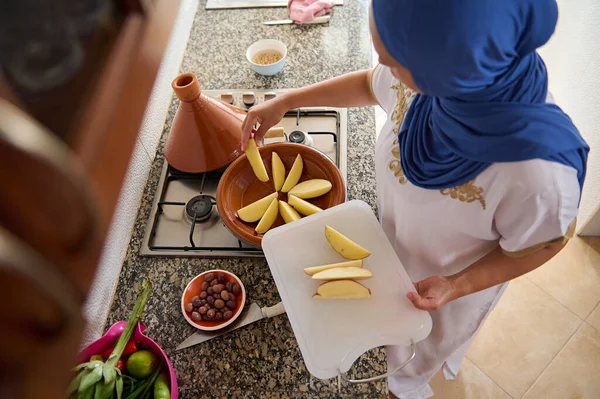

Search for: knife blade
xmin=176 ymin=301 xmax=286 ymax=350
xmin=263 ymin=15 xmax=331 ymax=25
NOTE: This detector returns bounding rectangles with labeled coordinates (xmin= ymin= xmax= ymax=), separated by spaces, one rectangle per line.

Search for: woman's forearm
xmin=280 ymin=70 xmax=378 ymax=109
xmin=448 ymin=244 xmax=564 ymax=299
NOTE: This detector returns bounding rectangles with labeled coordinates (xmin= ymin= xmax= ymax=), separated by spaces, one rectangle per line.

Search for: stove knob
xmin=289 ymin=130 xmax=306 ymax=144
xmin=264 ymin=92 xmax=277 ymax=101
xmin=242 ymin=92 xmax=255 ymax=107
xmin=220 ymin=93 xmax=234 ymax=104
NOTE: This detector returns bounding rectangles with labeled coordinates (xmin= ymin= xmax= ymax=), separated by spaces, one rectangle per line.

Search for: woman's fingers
xmin=406 ymin=291 xmax=439 ymax=311
xmin=254 ymin=119 xmax=275 ymax=141
xmin=240 ymin=115 xmax=257 ymax=151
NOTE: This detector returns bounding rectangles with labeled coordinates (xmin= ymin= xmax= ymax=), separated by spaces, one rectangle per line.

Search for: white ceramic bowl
xmin=246 ymin=39 xmax=287 ymax=76
xmin=181 ymin=269 xmax=246 ymax=331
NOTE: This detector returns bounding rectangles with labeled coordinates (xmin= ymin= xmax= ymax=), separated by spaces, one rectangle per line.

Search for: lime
xmin=126 ymin=350 xmax=158 ymax=379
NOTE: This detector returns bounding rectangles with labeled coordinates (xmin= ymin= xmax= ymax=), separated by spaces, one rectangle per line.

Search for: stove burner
xmin=289 ymin=130 xmax=313 ymax=146
xmin=185 ymin=195 xmax=214 ymax=222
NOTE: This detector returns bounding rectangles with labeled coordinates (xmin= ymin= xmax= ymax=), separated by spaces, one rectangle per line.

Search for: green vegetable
xmin=90 ymin=355 xmax=104 ymax=362
xmin=153 ymin=373 xmax=170 ymax=399
xmin=68 ymin=280 xmax=152 ymax=399
xmin=126 ymin=350 xmax=158 ymax=379
xmin=124 ymin=364 xmax=162 ymax=399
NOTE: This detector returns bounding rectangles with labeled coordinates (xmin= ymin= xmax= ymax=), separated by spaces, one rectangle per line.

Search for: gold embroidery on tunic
xmin=388 ymin=83 xmax=415 ymax=185
xmin=440 ymin=180 xmax=487 ymax=210
xmin=388 ymin=139 xmax=407 ymax=184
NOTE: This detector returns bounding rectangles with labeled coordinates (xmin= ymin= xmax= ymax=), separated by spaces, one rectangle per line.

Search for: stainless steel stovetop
xmin=141 ymin=89 xmax=347 ymax=257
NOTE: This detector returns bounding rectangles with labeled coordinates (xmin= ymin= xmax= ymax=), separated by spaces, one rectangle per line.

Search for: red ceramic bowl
xmin=79 ymin=322 xmax=178 ymax=399
xmin=217 ymin=142 xmax=345 ymax=246
xmin=181 ymin=270 xmax=246 ymax=331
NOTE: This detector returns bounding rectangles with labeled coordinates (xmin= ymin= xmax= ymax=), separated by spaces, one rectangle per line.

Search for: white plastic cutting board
xmin=263 ymin=200 xmax=432 ymax=380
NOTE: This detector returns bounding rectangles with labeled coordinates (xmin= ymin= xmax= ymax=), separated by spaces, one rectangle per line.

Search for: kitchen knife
xmin=263 ymin=15 xmax=331 ymax=25
xmin=176 ymin=301 xmax=286 ymax=350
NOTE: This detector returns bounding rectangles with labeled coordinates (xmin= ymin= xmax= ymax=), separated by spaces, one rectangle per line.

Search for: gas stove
xmin=140 ymin=89 xmax=347 ymax=257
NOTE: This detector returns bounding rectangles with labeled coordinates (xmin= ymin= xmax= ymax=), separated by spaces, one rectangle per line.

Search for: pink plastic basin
xmin=79 ymin=321 xmax=178 ymax=398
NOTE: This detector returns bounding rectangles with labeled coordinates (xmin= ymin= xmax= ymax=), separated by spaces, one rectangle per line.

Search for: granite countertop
xmin=107 ymin=1 xmax=384 ymax=397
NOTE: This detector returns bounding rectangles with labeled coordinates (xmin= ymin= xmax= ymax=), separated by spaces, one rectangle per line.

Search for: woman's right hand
xmin=240 ymin=97 xmax=291 ymax=151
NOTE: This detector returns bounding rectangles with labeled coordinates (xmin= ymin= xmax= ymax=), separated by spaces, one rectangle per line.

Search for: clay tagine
xmin=164 ymin=73 xmax=245 ymax=173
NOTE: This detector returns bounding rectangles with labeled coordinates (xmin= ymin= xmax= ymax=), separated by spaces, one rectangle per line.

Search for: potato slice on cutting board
xmin=281 ymin=154 xmax=303 ymax=193
xmin=314 ymin=280 xmax=371 ymax=299
xmin=246 ymin=138 xmax=269 ymax=182
xmin=272 ymin=152 xmax=285 ymax=191
xmin=303 ymin=260 xmax=363 ymax=276
xmin=279 ymin=200 xmax=301 ymax=224
xmin=237 ymin=192 xmax=278 ymax=222
xmin=255 ymin=198 xmax=279 ymax=234
xmin=288 ymin=179 xmax=332 ymax=199
xmin=312 ymin=267 xmax=372 ymax=281
xmin=325 ymin=225 xmax=371 ymax=260
xmin=288 ymin=195 xmax=322 ymax=216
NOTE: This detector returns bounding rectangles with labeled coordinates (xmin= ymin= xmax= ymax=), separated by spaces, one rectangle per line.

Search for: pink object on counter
xmin=288 ymin=0 xmax=335 ymax=24
xmin=79 ymin=321 xmax=178 ymax=399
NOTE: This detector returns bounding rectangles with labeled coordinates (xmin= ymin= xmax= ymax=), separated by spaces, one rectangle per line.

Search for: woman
xmin=241 ymin=0 xmax=589 ymax=397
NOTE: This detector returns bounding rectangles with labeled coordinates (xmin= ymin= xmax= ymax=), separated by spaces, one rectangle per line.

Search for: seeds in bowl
xmin=252 ymin=49 xmax=283 ymax=65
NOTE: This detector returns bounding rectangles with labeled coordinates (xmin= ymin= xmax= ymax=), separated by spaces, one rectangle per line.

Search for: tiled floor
xmin=430 ymin=236 xmax=600 ymax=399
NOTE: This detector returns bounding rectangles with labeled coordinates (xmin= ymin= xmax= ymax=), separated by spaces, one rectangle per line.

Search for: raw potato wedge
xmin=272 ymin=152 xmax=285 ymax=191
xmin=288 ymin=195 xmax=322 ymax=216
xmin=325 ymin=225 xmax=371 ymax=260
xmin=255 ymin=198 xmax=279 ymax=234
xmin=246 ymin=138 xmax=269 ymax=182
xmin=303 ymin=260 xmax=363 ymax=276
xmin=279 ymin=200 xmax=301 ymax=224
xmin=288 ymin=179 xmax=332 ymax=199
xmin=237 ymin=192 xmax=278 ymax=222
xmin=314 ymin=280 xmax=371 ymax=299
xmin=312 ymin=267 xmax=372 ymax=281
xmin=281 ymin=154 xmax=303 ymax=193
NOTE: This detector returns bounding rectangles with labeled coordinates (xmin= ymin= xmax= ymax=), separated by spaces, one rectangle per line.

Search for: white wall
xmin=82 ymin=0 xmax=199 ymax=345
xmin=538 ymin=0 xmax=600 ymax=235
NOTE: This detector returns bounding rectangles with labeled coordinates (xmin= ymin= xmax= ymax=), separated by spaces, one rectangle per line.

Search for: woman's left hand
xmin=407 ymin=275 xmax=458 ymax=311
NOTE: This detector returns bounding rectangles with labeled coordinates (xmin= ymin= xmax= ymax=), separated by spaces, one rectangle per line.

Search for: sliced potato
xmin=237 ymin=192 xmax=278 ymax=222
xmin=303 ymin=260 xmax=363 ymax=276
xmin=315 ymin=280 xmax=371 ymax=299
xmin=288 ymin=195 xmax=322 ymax=216
xmin=255 ymin=198 xmax=279 ymax=234
xmin=281 ymin=154 xmax=303 ymax=193
xmin=246 ymin=138 xmax=269 ymax=182
xmin=272 ymin=152 xmax=285 ymax=191
xmin=312 ymin=267 xmax=372 ymax=281
xmin=325 ymin=225 xmax=371 ymax=260
xmin=288 ymin=179 xmax=332 ymax=199
xmin=279 ymin=200 xmax=301 ymax=224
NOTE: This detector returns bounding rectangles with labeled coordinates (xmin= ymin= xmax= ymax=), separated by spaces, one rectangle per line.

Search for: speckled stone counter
xmin=107 ymin=1 xmax=385 ymax=397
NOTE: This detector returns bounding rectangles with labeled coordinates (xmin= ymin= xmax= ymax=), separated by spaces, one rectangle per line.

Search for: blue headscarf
xmin=372 ymin=0 xmax=589 ymax=194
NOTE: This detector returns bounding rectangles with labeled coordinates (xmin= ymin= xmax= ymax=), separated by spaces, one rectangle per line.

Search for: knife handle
xmin=262 ymin=302 xmax=286 ymax=318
